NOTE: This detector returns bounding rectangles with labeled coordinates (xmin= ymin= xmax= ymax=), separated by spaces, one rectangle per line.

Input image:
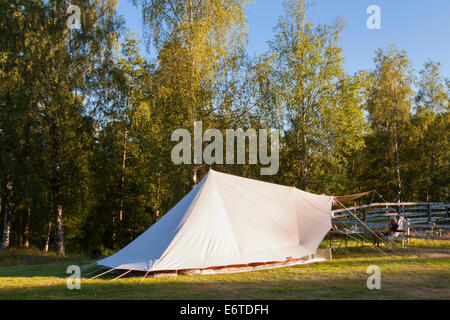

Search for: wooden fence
xmin=331 ymin=202 xmax=450 ymax=240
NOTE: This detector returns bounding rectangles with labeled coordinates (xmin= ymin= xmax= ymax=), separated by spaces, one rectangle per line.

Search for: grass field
xmin=0 ymin=240 xmax=449 ymax=300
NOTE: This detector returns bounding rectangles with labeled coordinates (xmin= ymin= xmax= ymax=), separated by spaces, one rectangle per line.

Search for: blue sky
xmin=117 ymin=0 xmax=450 ymax=77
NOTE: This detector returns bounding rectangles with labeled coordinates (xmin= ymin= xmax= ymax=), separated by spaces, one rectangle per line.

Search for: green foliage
xmin=264 ymin=0 xmax=369 ymax=193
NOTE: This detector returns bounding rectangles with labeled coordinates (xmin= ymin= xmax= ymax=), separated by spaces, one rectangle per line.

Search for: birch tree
xmin=367 ymin=46 xmax=414 ymax=202
xmin=268 ymin=0 xmax=368 ymax=193
xmin=132 ymin=0 xmax=252 ymax=185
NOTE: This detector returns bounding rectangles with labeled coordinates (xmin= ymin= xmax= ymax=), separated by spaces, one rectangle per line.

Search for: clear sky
xmin=117 ymin=0 xmax=450 ymax=77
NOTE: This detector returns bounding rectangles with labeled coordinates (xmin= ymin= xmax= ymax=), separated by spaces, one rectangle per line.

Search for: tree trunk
xmin=23 ymin=164 xmax=31 ymax=248
xmin=299 ymin=110 xmax=309 ymax=191
xmin=23 ymin=132 xmax=31 ymax=248
xmin=23 ymin=206 xmax=30 ymax=248
xmin=118 ymin=129 xmax=127 ymax=222
xmin=393 ymin=123 xmax=402 ymax=203
xmin=191 ymin=165 xmax=198 ymax=188
xmin=44 ymin=221 xmax=52 ymax=253
xmin=54 ymin=199 xmax=64 ymax=255
xmin=51 ymin=123 xmax=65 ymax=256
xmin=428 ymin=148 xmax=435 ymax=201
xmin=112 ymin=215 xmax=116 ymax=243
xmin=299 ymin=122 xmax=309 ymax=191
xmin=300 ymin=159 xmax=308 ymax=191
xmin=1 ymin=180 xmax=13 ymax=252
xmin=1 ymin=201 xmax=11 ymax=251
xmin=155 ymin=173 xmax=161 ymax=218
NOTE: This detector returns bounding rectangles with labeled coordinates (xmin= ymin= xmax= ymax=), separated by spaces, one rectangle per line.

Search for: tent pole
xmin=80 ymin=262 xmax=97 ymax=271
xmin=332 ymin=209 xmax=384 ymax=254
xmin=342 ymin=232 xmax=387 ymax=256
xmin=109 ymin=269 xmax=131 ymax=282
xmin=83 ymin=267 xmax=104 ymax=278
xmin=335 ymin=216 xmax=383 ymax=253
xmin=140 ymin=269 xmax=152 ymax=283
xmin=336 ymin=199 xmax=389 ymax=255
xmin=89 ymin=268 xmax=115 ymax=280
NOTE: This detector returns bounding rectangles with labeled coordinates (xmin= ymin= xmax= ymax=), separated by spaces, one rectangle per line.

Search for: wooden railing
xmin=331 ymin=202 xmax=450 ymax=240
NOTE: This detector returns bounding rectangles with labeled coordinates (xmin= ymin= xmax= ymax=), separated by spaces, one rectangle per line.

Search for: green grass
xmin=0 ymin=241 xmax=449 ymax=300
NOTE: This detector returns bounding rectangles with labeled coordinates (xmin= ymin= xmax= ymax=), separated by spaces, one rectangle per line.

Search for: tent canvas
xmin=97 ymin=169 xmax=333 ymax=273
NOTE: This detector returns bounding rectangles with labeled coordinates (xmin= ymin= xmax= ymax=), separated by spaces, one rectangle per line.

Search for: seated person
xmin=372 ymin=218 xmax=399 ymax=247
xmin=384 ymin=218 xmax=399 ymax=237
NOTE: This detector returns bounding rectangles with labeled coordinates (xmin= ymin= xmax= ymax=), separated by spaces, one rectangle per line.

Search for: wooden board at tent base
xmin=110 ymin=249 xmax=333 ymax=278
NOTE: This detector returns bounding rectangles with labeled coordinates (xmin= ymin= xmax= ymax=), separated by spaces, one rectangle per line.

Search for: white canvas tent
xmin=97 ymin=169 xmax=333 ymax=275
